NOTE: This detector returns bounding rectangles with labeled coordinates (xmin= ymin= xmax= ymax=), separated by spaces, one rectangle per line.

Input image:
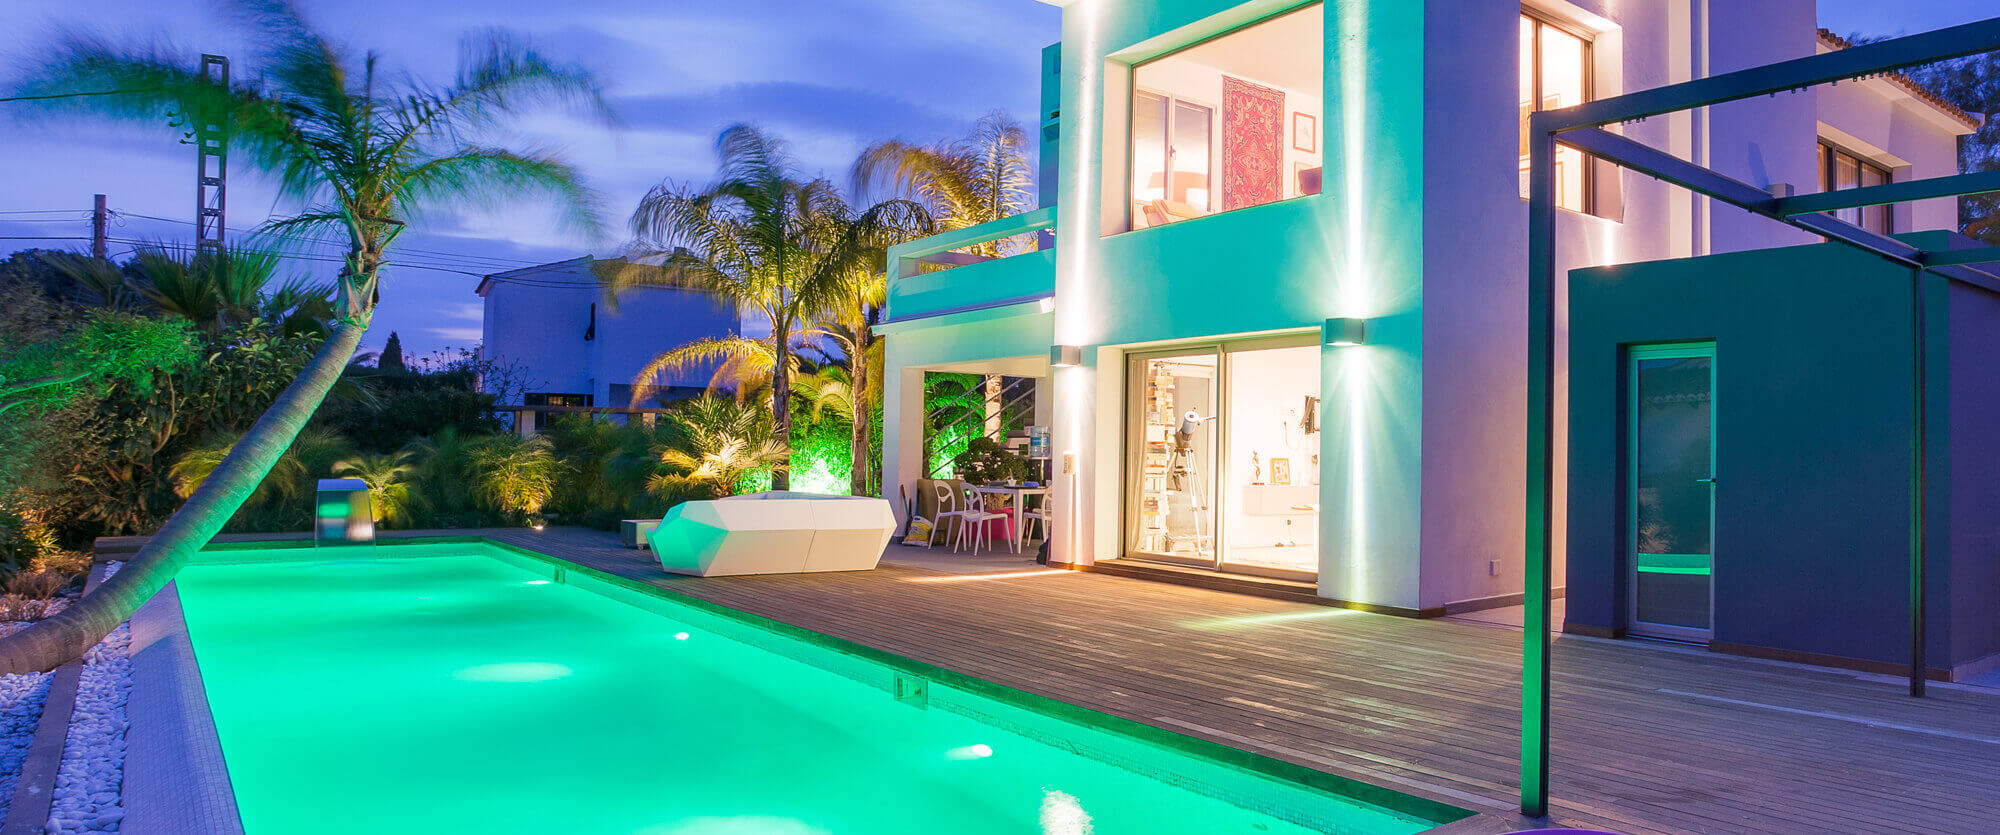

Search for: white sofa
xmin=648 ymin=492 xmax=896 ymax=576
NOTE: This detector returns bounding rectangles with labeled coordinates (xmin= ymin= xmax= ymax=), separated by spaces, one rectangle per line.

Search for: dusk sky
xmin=0 ymin=0 xmax=1988 ymax=356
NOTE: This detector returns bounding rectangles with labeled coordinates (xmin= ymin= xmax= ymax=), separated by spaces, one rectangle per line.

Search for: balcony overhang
xmin=875 ymin=294 xmax=1055 ymax=336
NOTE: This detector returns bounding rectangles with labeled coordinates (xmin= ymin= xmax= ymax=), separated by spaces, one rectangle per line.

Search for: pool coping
xmin=145 ymin=535 xmax=1475 ymax=832
xmin=125 ymin=579 xmax=244 ymax=835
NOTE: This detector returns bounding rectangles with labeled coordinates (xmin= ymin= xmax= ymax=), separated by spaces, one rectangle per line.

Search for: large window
xmin=1123 ymin=3 xmax=1323 ymax=232
xmin=523 ymin=392 xmax=591 ymax=431
xmin=1520 ymin=12 xmax=1591 ymax=213
xmin=1819 ymin=142 xmax=1893 ymax=236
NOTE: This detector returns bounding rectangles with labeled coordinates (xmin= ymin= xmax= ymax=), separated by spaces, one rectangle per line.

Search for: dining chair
xmin=951 ymin=485 xmax=1012 ymax=555
xmin=926 ymin=480 xmax=965 ymax=549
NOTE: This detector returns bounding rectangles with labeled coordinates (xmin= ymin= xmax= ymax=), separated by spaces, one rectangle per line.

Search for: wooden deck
xmin=143 ymin=528 xmax=2000 ymax=833
xmin=476 ymin=528 xmax=2000 ymax=834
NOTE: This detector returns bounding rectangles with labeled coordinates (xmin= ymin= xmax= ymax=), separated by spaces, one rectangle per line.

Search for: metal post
xmin=1909 ymin=267 xmax=1929 ymax=697
xmin=1520 ymin=113 xmax=1558 ymax=818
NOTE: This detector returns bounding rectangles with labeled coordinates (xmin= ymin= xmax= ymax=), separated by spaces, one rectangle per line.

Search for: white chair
xmin=926 ymin=480 xmax=964 ymax=549
xmin=1019 ymin=495 xmax=1050 ymax=552
xmin=951 ymin=486 xmax=1013 ymax=555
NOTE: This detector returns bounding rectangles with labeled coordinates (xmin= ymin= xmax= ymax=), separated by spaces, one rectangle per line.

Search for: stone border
xmin=0 ymin=562 xmax=101 ymax=835
xmin=123 ymin=580 xmax=242 ymax=835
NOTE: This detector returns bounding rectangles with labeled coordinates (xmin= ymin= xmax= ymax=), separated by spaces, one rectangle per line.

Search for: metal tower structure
xmin=195 ymin=54 xmax=229 ymax=254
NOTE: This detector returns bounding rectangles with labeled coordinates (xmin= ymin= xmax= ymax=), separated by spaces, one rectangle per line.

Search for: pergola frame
xmin=1521 ymin=17 xmax=2000 ymax=818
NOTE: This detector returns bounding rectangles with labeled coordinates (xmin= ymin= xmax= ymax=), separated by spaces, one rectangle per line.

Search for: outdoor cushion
xmin=648 ymin=492 xmax=895 ymax=576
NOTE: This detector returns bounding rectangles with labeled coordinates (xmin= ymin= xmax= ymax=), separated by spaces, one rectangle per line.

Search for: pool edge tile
xmin=126 ymin=580 xmax=245 ymax=835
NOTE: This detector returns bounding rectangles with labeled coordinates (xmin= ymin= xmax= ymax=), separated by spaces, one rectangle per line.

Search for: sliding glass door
xmin=1125 ymin=337 xmax=1322 ymax=579
xmin=1127 ymin=349 xmax=1219 ymax=567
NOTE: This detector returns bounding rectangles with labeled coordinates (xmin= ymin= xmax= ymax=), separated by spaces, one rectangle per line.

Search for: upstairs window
xmin=1123 ymin=3 xmax=1323 ymax=232
xmin=1819 ymin=142 xmax=1893 ymax=236
xmin=1520 ymin=12 xmax=1592 ymax=213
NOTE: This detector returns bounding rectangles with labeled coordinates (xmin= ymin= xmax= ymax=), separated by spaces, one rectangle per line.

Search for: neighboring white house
xmin=476 ymin=257 xmax=740 ymax=432
xmin=879 ymin=0 xmax=1977 ymax=619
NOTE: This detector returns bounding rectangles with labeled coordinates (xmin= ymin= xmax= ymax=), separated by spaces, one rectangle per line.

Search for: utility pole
xmin=194 ymin=54 xmax=229 ymax=254
xmin=91 ymin=194 xmax=107 ymax=259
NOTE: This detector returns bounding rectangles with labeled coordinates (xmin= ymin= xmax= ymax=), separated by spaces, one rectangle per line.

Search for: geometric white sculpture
xmin=648 ymin=492 xmax=896 ymax=576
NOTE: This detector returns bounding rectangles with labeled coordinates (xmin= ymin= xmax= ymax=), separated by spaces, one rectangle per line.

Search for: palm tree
xmin=467 ymin=435 xmax=558 ymax=521
xmin=626 ymin=334 xmax=795 ymax=403
xmin=617 ymin=125 xmax=921 ymax=490
xmin=126 ymin=243 xmax=290 ymax=332
xmin=332 ymin=450 xmax=419 ymax=525
xmin=38 ymin=252 xmax=139 ymax=311
xmin=648 ymin=396 xmax=790 ymax=499
xmin=0 ymin=2 xmax=605 ymax=674
xmin=852 ymin=112 xmax=1035 ymax=256
xmin=809 ymin=270 xmax=888 ymax=495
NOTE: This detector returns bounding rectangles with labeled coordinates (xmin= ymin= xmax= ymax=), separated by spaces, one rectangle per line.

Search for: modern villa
xmin=477 ymin=256 xmax=740 ymax=432
xmin=880 ymin=0 xmax=1991 ymax=677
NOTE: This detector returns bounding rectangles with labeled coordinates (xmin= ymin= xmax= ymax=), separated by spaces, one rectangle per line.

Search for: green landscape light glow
xmin=171 ymin=546 xmax=1439 ymax=834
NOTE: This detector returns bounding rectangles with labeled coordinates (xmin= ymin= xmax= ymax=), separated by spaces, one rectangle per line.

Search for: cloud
xmin=426 ymin=326 xmax=485 ymax=345
xmin=613 ymin=81 xmax=971 ymax=148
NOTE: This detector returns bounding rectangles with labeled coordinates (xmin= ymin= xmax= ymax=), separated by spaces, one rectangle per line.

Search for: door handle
xmin=1695 ymin=476 xmax=1717 ymax=484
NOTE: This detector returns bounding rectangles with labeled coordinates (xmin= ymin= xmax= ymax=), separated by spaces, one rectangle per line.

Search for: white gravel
xmin=45 ymin=562 xmax=132 ymax=834
xmin=0 ymin=636 xmax=54 ymax=822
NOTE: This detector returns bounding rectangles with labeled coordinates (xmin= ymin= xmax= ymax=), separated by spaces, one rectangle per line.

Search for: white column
xmin=882 ymin=363 xmax=927 ymax=526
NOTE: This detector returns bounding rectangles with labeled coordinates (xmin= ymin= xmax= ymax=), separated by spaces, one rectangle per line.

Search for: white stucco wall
xmin=477 ymin=258 xmax=739 ymax=407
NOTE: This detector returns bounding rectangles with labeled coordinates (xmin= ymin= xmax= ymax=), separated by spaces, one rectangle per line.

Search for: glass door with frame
xmin=1127 ymin=350 xmax=1219 ymax=567
xmin=1627 ymin=344 xmax=1716 ymax=642
xmin=1125 ymin=337 xmax=1323 ymax=578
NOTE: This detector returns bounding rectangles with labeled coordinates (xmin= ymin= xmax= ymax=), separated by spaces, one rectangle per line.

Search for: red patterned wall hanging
xmin=1222 ymin=76 xmax=1286 ymax=210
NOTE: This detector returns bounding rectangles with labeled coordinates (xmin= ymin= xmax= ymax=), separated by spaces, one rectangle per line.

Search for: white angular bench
xmin=647 ymin=491 xmax=896 ymax=576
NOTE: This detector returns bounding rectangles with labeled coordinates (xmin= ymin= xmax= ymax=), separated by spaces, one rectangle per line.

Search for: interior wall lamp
xmin=1050 ymin=344 xmax=1084 ymax=367
xmin=1323 ymin=318 xmax=1369 ymax=347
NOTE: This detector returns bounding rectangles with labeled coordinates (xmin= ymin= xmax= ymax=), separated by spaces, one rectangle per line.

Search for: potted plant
xmin=951 ymin=437 xmax=1038 ymax=485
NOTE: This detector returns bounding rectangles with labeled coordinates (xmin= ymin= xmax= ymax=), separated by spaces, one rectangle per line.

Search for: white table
xmin=970 ymin=484 xmax=1051 ymax=553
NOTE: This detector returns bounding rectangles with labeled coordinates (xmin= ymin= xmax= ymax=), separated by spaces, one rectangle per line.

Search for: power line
xmin=113 ymin=211 xmax=550 ymax=269
xmin=0 ymin=88 xmax=162 ymax=103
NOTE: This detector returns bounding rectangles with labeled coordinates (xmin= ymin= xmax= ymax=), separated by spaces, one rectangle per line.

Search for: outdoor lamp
xmin=1323 ymin=318 xmax=1369 ymax=347
xmin=1050 ymin=344 xmax=1083 ymax=367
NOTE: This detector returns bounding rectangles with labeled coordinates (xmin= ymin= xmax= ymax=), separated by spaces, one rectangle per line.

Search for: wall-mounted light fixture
xmin=1323 ymin=318 xmax=1369 ymax=347
xmin=1050 ymin=344 xmax=1083 ymax=367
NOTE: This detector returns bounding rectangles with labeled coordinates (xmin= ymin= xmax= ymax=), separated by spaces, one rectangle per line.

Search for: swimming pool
xmin=169 ymin=541 xmax=1460 ymax=833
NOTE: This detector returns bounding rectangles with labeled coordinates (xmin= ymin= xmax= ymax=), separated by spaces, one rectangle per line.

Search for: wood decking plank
xmin=472 ymin=530 xmax=2000 ymax=834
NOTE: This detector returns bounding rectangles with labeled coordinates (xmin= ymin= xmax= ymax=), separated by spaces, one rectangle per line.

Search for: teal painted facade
xmin=881 ymin=0 xmax=1975 ymax=623
xmin=1567 ymin=232 xmax=2000 ymax=678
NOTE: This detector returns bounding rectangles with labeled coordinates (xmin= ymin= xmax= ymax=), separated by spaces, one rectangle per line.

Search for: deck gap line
xmin=1149 ymin=716 xmax=1512 ymax=812
xmin=1655 ymin=688 xmax=2000 ymax=745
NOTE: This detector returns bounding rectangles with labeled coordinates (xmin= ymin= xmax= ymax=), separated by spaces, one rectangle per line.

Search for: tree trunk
xmin=0 ymin=320 xmax=367 ymax=674
xmin=769 ymin=330 xmax=792 ymax=491
xmin=848 ymin=347 xmax=870 ymax=496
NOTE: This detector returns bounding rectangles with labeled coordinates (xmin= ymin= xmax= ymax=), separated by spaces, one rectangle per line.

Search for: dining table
xmin=970 ymin=483 xmax=1050 ymax=553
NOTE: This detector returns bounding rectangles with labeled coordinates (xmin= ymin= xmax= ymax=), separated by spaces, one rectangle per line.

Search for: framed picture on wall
xmin=1292 ymin=112 xmax=1316 ymax=153
xmin=1271 ymin=457 xmax=1292 ymax=486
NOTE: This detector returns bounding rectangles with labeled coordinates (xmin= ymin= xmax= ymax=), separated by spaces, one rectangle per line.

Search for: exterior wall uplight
xmin=1323 ymin=318 xmax=1369 ymax=347
xmin=1050 ymin=344 xmax=1083 ymax=367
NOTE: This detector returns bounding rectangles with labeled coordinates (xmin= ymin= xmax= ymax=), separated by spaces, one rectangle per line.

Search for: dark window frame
xmin=523 ymin=392 xmax=593 ymax=431
xmin=1817 ymin=140 xmax=1894 ymax=236
xmin=1521 ymin=9 xmax=1597 ymax=216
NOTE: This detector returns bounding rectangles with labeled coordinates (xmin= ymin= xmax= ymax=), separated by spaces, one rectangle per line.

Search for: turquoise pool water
xmin=174 ymin=545 xmax=1442 ymax=834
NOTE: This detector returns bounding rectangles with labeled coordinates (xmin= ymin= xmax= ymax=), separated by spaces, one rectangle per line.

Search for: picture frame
xmin=1292 ymin=112 xmax=1316 ymax=153
xmin=1271 ymin=457 xmax=1292 ymax=486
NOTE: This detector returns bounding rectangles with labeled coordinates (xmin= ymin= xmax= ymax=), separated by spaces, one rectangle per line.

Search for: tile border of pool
xmin=143 ymin=536 xmax=1476 ymax=833
xmin=126 ymin=579 xmax=246 ymax=835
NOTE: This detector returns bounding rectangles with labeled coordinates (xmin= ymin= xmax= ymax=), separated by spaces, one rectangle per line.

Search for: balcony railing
xmin=883 ymin=207 xmax=1057 ymax=326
